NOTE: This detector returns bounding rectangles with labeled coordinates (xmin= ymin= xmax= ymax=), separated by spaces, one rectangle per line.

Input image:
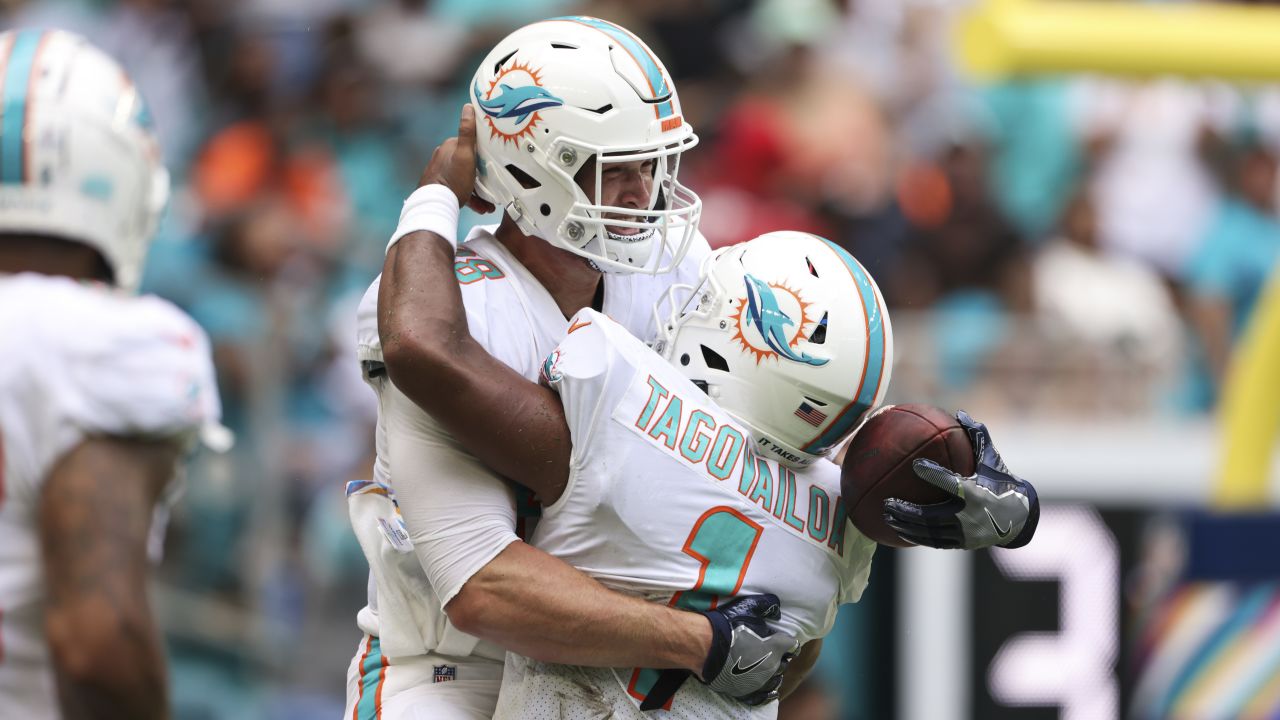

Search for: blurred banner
xmin=896 ymin=506 xmax=1280 ymax=720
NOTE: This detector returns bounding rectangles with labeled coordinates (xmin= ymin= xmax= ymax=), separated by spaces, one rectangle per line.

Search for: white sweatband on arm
xmin=387 ymin=184 xmax=461 ymax=254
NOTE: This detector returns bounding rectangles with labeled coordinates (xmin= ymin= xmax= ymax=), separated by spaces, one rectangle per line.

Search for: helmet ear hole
xmin=700 ymin=345 xmax=730 ymax=372
xmin=505 ymin=165 xmax=542 ymax=190
xmin=494 ymin=49 xmax=518 ymax=74
xmin=808 ymin=312 xmax=828 ymax=345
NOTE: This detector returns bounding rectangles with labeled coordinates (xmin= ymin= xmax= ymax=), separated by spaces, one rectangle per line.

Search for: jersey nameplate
xmin=613 ymin=372 xmax=847 ymax=556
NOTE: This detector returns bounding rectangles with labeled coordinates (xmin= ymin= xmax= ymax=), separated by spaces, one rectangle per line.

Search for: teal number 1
xmin=626 ymin=507 xmax=764 ymax=707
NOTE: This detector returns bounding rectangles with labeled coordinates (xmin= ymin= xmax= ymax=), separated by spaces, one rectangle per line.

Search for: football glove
xmin=640 ymin=594 xmax=798 ymax=710
xmin=883 ymin=411 xmax=1040 ymax=550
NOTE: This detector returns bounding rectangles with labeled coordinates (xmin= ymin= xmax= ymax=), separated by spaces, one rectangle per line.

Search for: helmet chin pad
xmin=601 ymin=225 xmax=656 ymax=270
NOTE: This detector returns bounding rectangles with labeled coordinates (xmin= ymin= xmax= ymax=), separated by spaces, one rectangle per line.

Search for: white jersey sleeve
xmin=538 ymin=310 xmax=614 ymax=464
xmin=0 ymin=274 xmax=220 ymax=496
xmin=49 ymin=292 xmax=220 ymax=445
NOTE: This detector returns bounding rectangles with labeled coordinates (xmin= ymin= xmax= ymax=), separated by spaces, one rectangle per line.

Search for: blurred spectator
xmin=890 ymin=141 xmax=1029 ymax=309
xmin=1034 ymin=191 xmax=1180 ymax=364
xmin=1183 ymin=144 xmax=1280 ymax=406
xmin=982 ymin=79 xmax=1083 ymax=242
xmin=1032 ymin=190 xmax=1181 ymax=413
xmin=355 ymin=0 xmax=468 ymax=87
xmin=695 ymin=0 xmax=892 ymax=249
xmin=1077 ymin=79 xmax=1232 ymax=277
xmin=888 ymin=138 xmax=1031 ymax=390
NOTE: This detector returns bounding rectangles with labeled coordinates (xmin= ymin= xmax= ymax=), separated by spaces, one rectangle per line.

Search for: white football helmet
xmin=0 ymin=29 xmax=168 ymax=293
xmin=654 ymin=231 xmax=894 ymax=468
xmin=470 ymin=17 xmax=701 ymax=274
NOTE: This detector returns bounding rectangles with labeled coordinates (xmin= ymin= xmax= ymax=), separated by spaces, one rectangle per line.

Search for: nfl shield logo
xmin=433 ymin=665 xmax=457 ymax=683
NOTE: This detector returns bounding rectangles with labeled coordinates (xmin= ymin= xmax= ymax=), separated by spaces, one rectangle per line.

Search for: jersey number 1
xmin=627 ymin=506 xmax=764 ymax=707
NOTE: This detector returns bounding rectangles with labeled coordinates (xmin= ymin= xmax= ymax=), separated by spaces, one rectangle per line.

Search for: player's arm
xmin=379 ymin=108 xmax=570 ymax=505
xmin=777 ymin=639 xmax=822 ymax=701
xmin=449 ymin=541 xmax=707 ymax=667
xmin=1187 ymin=293 xmax=1233 ymax=388
xmin=39 ymin=437 xmax=179 ymax=720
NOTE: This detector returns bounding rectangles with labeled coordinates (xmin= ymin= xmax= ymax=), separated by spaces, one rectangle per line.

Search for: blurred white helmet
xmin=470 ymin=17 xmax=701 ymax=274
xmin=654 ymin=231 xmax=893 ymax=468
xmin=0 ymin=29 xmax=169 ymax=292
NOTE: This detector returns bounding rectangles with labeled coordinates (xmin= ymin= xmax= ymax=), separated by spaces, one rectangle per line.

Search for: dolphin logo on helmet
xmin=742 ymin=275 xmax=828 ymax=367
xmin=473 ymin=79 xmax=564 ymax=124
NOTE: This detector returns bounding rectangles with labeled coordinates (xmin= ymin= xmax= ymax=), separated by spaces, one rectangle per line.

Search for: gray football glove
xmin=883 ymin=411 xmax=1040 ymax=550
xmin=702 ymin=594 xmax=798 ymax=704
xmin=640 ymin=594 xmax=798 ymax=710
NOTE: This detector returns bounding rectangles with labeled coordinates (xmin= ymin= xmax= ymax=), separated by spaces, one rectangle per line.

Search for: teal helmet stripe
xmin=801 ymin=238 xmax=887 ymax=453
xmin=1 ymin=30 xmax=44 ymax=184
xmin=553 ymin=16 xmax=675 ymax=119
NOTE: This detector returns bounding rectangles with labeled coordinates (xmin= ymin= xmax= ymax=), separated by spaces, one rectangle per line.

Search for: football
xmin=840 ymin=404 xmax=975 ymax=547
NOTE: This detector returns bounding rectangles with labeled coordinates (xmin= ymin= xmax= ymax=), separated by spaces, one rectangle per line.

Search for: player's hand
xmin=882 ymin=411 xmax=1040 ymax=550
xmin=638 ymin=594 xmax=796 ymax=711
xmin=417 ymin=104 xmax=495 ymax=213
xmin=701 ymin=593 xmax=799 ymax=705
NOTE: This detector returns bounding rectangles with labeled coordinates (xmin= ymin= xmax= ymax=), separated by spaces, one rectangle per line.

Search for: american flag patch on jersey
xmin=433 ymin=665 xmax=456 ymax=683
xmin=794 ymin=402 xmax=827 ymax=427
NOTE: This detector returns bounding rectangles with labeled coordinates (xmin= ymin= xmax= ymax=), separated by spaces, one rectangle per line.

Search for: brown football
xmin=840 ymin=404 xmax=975 ymax=547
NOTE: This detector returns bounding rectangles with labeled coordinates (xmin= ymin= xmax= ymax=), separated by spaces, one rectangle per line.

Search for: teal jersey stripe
xmin=356 ymin=636 xmax=384 ymax=720
xmin=1157 ymin=585 xmax=1277 ymax=719
xmin=554 ymin=16 xmax=675 ymax=118
xmin=1 ymin=30 xmax=42 ymax=184
xmin=802 ymin=238 xmax=887 ymax=453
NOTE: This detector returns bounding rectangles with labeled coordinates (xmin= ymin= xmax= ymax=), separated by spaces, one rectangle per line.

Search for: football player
xmin=347 ymin=17 xmax=793 ymax=720
xmin=0 ymin=30 xmax=221 ymax=719
xmin=377 ymin=103 xmax=1041 ymax=719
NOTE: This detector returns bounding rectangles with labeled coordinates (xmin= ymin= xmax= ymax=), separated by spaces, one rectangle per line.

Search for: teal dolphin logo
xmin=742 ymin=275 xmax=828 ymax=366
xmin=473 ymin=79 xmax=564 ymax=125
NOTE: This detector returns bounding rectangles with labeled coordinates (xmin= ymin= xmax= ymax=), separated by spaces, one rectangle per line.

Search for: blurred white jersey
xmin=493 ymin=309 xmax=877 ymax=719
xmin=0 ymin=273 xmax=219 ymax=718
xmin=350 ymin=225 xmax=708 ymax=664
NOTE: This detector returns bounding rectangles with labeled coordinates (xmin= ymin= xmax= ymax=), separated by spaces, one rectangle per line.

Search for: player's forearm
xmin=380 ymin=233 xmax=469 ymax=380
xmin=40 ymin=438 xmax=176 ymax=720
xmin=48 ymin=615 xmax=169 ymax=720
xmin=1188 ymin=296 xmax=1233 ymax=386
xmin=447 ymin=541 xmax=710 ymax=673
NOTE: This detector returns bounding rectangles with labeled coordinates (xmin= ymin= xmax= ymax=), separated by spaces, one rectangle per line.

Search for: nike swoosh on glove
xmin=639 ymin=594 xmax=798 ymax=710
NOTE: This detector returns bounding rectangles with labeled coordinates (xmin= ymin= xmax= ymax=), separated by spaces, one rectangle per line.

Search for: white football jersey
xmin=493 ymin=309 xmax=877 ymax=720
xmin=352 ymin=225 xmax=708 ymax=662
xmin=0 ymin=273 xmax=220 ymax=718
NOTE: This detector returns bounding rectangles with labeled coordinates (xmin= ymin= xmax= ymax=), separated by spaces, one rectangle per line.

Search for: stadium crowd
xmin=3 ymin=0 xmax=1277 ymax=717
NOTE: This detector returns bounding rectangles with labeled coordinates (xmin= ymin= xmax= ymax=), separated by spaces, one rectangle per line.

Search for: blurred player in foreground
xmin=348 ymin=18 xmax=792 ymax=719
xmin=0 ymin=30 xmax=221 ymax=719
xmin=376 ymin=109 xmax=1041 ymax=717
